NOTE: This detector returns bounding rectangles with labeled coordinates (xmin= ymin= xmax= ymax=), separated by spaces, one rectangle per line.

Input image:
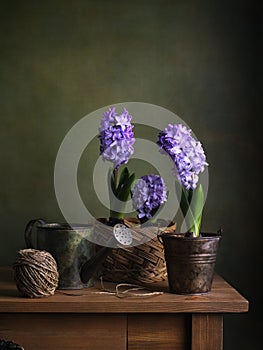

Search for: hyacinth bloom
xmin=157 ymin=124 xmax=208 ymax=190
xmin=157 ymin=123 xmax=208 ymax=237
xmin=99 ymin=107 xmax=135 ymax=219
xmin=132 ymin=174 xmax=167 ymax=219
xmin=99 ymin=107 xmax=135 ymax=169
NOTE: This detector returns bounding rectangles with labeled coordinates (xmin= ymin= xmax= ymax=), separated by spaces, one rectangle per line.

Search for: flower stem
xmin=109 ymin=167 xmax=135 ymax=220
xmin=110 ymin=168 xmax=123 ymax=219
xmin=113 ymin=168 xmax=118 ymax=189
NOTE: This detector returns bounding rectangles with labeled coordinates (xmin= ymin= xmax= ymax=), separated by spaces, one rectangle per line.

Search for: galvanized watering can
xmin=25 ymin=219 xmax=111 ymax=290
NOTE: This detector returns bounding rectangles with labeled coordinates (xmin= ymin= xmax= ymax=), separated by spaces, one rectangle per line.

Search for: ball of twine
xmin=13 ymin=249 xmax=59 ymax=298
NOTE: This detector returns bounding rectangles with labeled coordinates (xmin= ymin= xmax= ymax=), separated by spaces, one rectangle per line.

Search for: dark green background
xmin=0 ymin=0 xmax=261 ymax=349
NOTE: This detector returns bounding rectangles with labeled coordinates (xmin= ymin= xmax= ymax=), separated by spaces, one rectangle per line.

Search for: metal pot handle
xmin=24 ymin=218 xmax=46 ymax=248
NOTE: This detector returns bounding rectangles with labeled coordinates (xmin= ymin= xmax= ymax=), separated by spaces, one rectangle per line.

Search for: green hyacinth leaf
xmin=108 ymin=168 xmax=117 ymax=195
xmin=112 ymin=176 xmax=117 ymax=195
xmin=109 ymin=167 xmax=135 ymax=219
xmin=176 ymin=182 xmax=195 ymax=233
xmin=175 ymin=182 xmax=188 ymax=218
xmin=192 ymin=184 xmax=204 ymax=224
xmin=189 ymin=184 xmax=204 ymax=237
xmin=117 ymin=172 xmax=135 ymax=202
xmin=116 ymin=167 xmax=129 ymax=195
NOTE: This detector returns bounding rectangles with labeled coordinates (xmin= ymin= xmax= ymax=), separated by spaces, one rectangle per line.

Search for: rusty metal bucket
xmin=24 ymin=219 xmax=97 ymax=290
xmin=160 ymin=233 xmax=221 ymax=294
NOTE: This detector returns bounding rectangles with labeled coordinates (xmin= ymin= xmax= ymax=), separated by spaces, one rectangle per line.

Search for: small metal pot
xmin=160 ymin=233 xmax=221 ymax=294
xmin=24 ymin=219 xmax=111 ymax=290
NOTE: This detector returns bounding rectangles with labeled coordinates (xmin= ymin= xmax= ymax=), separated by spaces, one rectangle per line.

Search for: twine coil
xmin=13 ymin=249 xmax=59 ymax=298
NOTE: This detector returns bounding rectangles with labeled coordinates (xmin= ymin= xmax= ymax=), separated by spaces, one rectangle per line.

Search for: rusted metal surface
xmin=25 ymin=219 xmax=98 ymax=289
xmin=160 ymin=233 xmax=221 ymax=294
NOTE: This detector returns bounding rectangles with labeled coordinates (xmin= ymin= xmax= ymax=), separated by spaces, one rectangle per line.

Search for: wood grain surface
xmin=0 ymin=313 xmax=126 ymax=350
xmin=0 ymin=267 xmax=248 ymax=314
xmin=0 ymin=267 xmax=248 ymax=350
xmin=192 ymin=314 xmax=223 ymax=350
xmin=128 ymin=314 xmax=191 ymax=350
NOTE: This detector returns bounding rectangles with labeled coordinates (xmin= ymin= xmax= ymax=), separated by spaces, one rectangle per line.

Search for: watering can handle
xmin=157 ymin=232 xmax=163 ymax=244
xmin=24 ymin=218 xmax=46 ymax=248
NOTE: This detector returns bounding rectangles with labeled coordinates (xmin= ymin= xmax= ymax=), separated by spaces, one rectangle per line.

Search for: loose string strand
xmin=58 ymin=277 xmax=163 ymax=298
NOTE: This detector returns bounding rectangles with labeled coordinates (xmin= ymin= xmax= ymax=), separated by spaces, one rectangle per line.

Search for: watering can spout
xmin=80 ymin=246 xmax=112 ymax=283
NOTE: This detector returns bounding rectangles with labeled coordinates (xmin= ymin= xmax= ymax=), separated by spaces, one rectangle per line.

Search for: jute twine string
xmin=13 ymin=249 xmax=59 ymax=298
xmin=58 ymin=276 xmax=163 ymax=298
xmin=97 ymin=277 xmax=164 ymax=298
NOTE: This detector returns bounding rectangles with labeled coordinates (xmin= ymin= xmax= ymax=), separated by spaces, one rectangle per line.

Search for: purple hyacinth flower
xmin=157 ymin=124 xmax=208 ymax=190
xmin=132 ymin=174 xmax=167 ymax=219
xmin=99 ymin=107 xmax=135 ymax=169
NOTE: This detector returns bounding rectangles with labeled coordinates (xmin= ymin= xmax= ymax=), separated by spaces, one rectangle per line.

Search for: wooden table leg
xmin=191 ymin=314 xmax=223 ymax=350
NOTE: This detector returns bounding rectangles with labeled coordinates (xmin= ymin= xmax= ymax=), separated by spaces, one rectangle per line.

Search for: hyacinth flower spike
xmin=99 ymin=107 xmax=135 ymax=219
xmin=157 ymin=123 xmax=208 ymax=237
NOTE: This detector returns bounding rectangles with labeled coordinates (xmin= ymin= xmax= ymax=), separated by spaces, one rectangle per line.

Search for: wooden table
xmin=0 ymin=267 xmax=248 ymax=350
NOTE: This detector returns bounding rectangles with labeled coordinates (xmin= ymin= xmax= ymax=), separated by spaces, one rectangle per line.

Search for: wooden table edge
xmin=0 ymin=266 xmax=249 ymax=314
